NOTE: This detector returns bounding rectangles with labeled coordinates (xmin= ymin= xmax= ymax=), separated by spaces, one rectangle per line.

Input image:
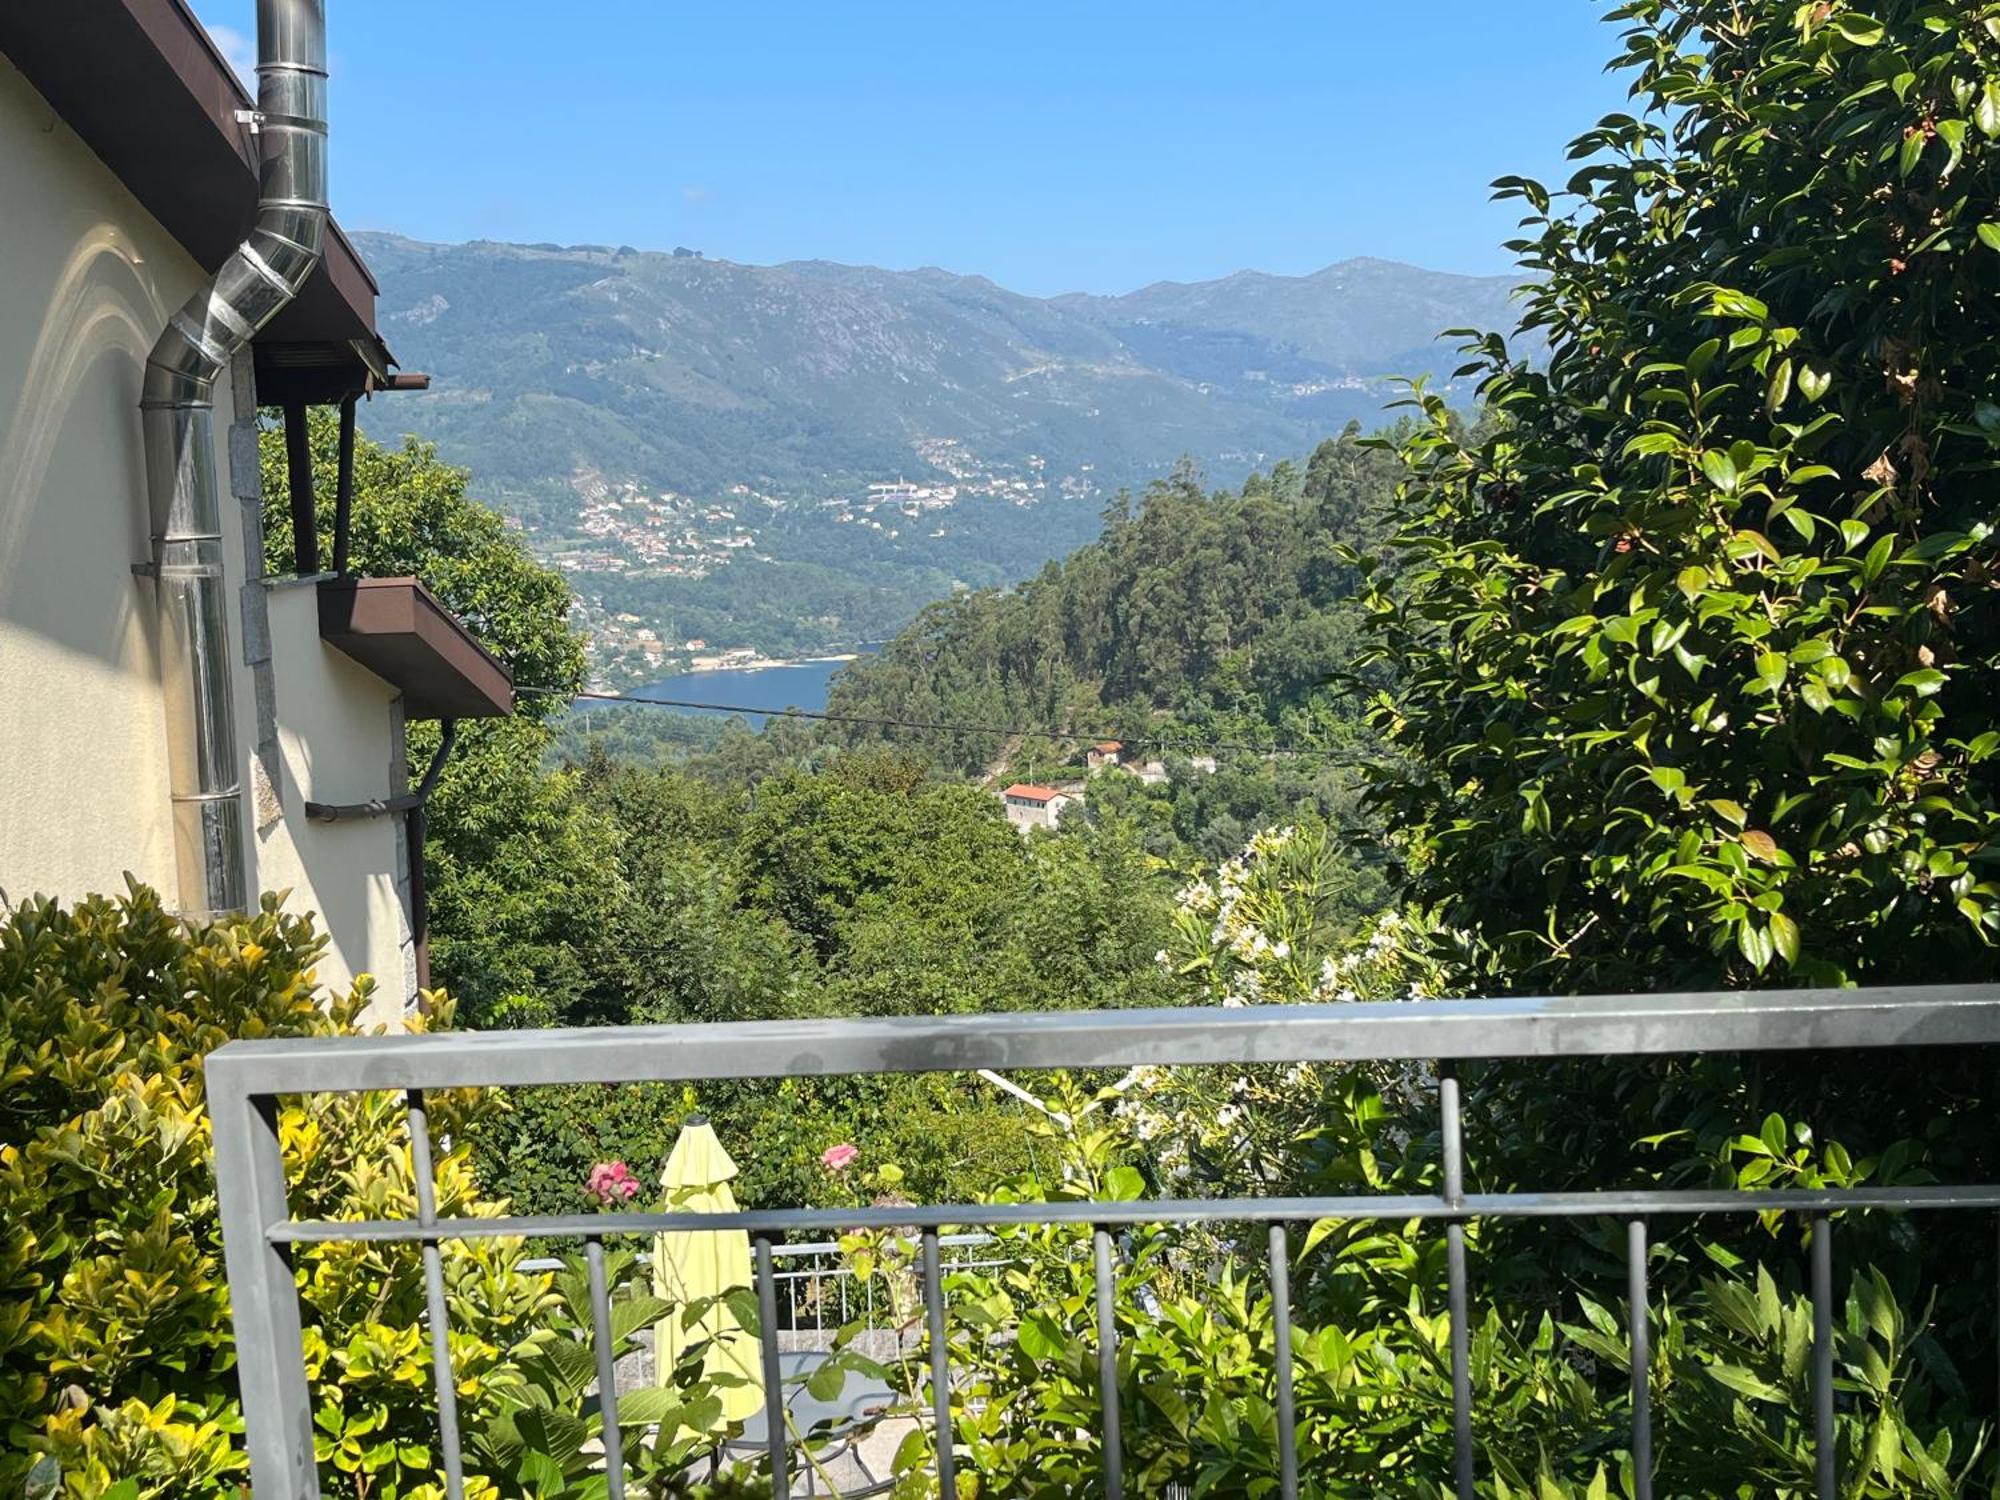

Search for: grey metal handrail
xmin=207 ymin=985 xmax=2000 ymax=1500
xmin=205 ymin=983 xmax=2000 ymax=1091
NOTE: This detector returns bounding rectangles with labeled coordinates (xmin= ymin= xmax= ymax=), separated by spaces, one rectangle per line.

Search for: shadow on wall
xmin=0 ymin=219 xmax=166 ymax=663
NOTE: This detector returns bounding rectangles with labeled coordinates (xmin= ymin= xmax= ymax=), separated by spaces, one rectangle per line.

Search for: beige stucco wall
xmin=0 ymin=54 xmax=189 ymax=903
xmin=259 ymin=583 xmax=416 ymax=1023
xmin=0 ymin=55 xmax=411 ymax=1023
xmin=1003 ymin=795 xmax=1072 ymax=833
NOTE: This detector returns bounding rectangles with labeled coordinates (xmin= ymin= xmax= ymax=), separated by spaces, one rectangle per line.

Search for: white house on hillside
xmin=1000 ymin=783 xmax=1076 ymax=833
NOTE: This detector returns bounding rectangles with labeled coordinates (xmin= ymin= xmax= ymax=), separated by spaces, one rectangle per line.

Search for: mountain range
xmin=355 ymin=233 xmax=1521 ymax=512
xmin=347 ymin=233 xmax=1527 ymax=673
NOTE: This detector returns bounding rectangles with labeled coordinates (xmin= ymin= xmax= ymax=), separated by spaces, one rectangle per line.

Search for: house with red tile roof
xmin=999 ymin=782 xmax=1076 ymax=833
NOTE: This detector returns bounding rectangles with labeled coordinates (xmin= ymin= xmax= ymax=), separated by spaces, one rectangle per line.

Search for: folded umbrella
xmin=652 ymin=1115 xmax=766 ymax=1434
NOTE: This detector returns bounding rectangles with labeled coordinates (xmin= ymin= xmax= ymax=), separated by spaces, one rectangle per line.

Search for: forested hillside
xmin=554 ymin=423 xmax=1413 ymax=859
xmin=822 ymin=427 xmax=1403 ymax=773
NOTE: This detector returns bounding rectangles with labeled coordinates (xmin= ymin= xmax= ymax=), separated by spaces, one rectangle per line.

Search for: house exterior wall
xmin=258 ymin=583 xmax=417 ymax=1021
xmin=1003 ymin=795 xmax=1072 ymax=833
xmin=0 ymin=56 xmax=410 ymax=1024
xmin=0 ymin=54 xmax=186 ymax=904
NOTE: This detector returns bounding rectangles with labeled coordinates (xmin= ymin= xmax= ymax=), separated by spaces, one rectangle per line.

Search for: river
xmin=631 ymin=651 xmax=874 ymax=727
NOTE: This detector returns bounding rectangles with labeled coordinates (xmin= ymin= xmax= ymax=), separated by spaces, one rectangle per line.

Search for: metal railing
xmin=769 ymin=1234 xmax=1004 ymax=1339
xmin=518 ymin=1234 xmax=1005 ymax=1337
xmin=206 ymin=985 xmax=2000 ymax=1499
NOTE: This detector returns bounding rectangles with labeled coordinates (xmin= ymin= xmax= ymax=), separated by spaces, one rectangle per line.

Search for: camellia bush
xmin=1356 ymin=0 xmax=2000 ymax=991
xmin=1336 ymin=4 xmax=2000 ymax=1480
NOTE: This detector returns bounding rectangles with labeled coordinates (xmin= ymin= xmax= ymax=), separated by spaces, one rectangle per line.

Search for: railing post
xmin=1268 ymin=1223 xmax=1299 ymax=1500
xmin=1440 ymin=1064 xmax=1474 ymax=1500
xmin=754 ymin=1234 xmax=789 ymax=1498
xmin=1627 ymin=1218 xmax=1652 ymax=1500
xmin=585 ymin=1238 xmax=627 ymax=1500
xmin=922 ymin=1229 xmax=958 ymax=1499
xmin=209 ymin=1060 xmax=319 ymax=1499
xmin=408 ymin=1090 xmax=467 ymax=1500
xmin=1812 ymin=1213 xmax=1836 ymax=1499
xmin=1094 ymin=1227 xmax=1124 ymax=1500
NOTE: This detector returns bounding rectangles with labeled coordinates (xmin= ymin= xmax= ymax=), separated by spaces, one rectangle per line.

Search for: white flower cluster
xmin=1107 ymin=1064 xmax=1175 ymax=1141
xmin=1231 ymin=929 xmax=1290 ymax=963
xmin=1112 ymin=1095 xmax=1169 ymax=1140
xmin=1169 ymin=827 xmax=1309 ymax=1007
xmin=1112 ymin=826 xmax=1481 ymax=1209
xmin=1220 ymin=968 xmax=1264 ymax=1008
xmin=1312 ymin=909 xmax=1422 ymax=1002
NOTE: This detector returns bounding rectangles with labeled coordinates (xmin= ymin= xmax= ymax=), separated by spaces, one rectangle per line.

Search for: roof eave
xmin=0 ymin=0 xmax=395 ymax=401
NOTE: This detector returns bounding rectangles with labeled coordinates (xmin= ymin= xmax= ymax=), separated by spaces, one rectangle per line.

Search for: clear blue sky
xmin=195 ymin=2 xmax=1630 ymax=297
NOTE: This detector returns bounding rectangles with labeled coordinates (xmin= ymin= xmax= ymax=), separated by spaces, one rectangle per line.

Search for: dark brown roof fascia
xmin=318 ymin=577 xmax=516 ymax=720
xmin=0 ymin=0 xmax=393 ymax=379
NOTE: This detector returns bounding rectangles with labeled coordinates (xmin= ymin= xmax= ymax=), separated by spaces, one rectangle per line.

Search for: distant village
xmin=814 ymin=438 xmax=1094 ymax=533
xmin=550 ymin=468 xmax=774 ymax=581
xmin=552 ymin=438 xmax=1082 ymax=582
xmin=532 ymin=436 xmax=1100 ymax=686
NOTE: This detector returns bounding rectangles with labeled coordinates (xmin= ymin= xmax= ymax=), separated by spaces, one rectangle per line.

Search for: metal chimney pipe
xmin=140 ymin=0 xmax=328 ymax=919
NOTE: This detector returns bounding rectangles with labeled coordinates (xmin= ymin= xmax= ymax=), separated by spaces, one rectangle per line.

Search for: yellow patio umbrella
xmin=651 ymin=1116 xmax=765 ymax=1431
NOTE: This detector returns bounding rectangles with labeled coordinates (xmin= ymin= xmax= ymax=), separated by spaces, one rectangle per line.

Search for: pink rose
xmin=820 ymin=1143 xmax=859 ymax=1173
xmin=586 ymin=1160 xmax=640 ymax=1205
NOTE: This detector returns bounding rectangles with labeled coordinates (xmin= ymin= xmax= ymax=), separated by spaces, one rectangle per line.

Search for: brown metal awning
xmin=318 ymin=578 xmax=515 ymax=720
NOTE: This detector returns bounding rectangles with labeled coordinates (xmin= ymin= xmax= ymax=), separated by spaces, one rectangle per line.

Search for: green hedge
xmin=0 ymin=887 xmax=555 ymax=1499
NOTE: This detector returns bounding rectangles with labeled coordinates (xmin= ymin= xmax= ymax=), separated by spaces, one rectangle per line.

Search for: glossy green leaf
xmin=1862 ymin=535 xmax=1894 ymax=583
xmin=1895 ymin=668 xmax=1946 ymax=697
xmin=1764 ymin=357 xmax=1794 ymax=413
xmin=1701 ymin=450 xmax=1739 ymax=493
xmin=1979 ymin=82 xmax=2000 ymax=138
xmin=1769 ymin=911 xmax=1801 ymax=964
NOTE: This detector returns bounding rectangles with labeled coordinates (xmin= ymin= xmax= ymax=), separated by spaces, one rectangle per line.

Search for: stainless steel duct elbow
xmin=140 ymin=0 xmax=327 ymax=919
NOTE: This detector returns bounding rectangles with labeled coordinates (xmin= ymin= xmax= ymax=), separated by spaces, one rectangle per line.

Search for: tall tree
xmin=1362 ymin=0 xmax=2000 ymax=991
xmin=1352 ymin=5 xmax=2000 ymax=1459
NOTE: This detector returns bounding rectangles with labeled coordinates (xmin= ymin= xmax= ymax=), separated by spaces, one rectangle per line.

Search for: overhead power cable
xmin=512 ymin=683 xmax=1381 ymax=764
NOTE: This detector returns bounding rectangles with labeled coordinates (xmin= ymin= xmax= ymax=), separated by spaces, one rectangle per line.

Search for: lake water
xmin=633 ymin=652 xmax=871 ymax=726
